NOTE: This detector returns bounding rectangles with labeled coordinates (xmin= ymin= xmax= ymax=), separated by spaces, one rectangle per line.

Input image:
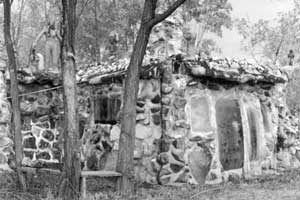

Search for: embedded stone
xmin=136 ymin=113 xmax=146 ymax=121
xmin=150 ymin=107 xmax=160 ymax=113
xmin=35 ymin=105 xmax=51 ymax=117
xmin=137 ymin=101 xmax=145 ymax=107
xmin=134 ymin=139 xmax=144 ymax=159
xmin=228 ymin=173 xmax=241 ymax=184
xmin=21 ymin=118 xmax=32 ymax=131
xmin=0 ymin=101 xmax=11 ymax=123
xmin=143 ymin=116 xmax=150 ymax=125
xmin=151 ymin=95 xmax=161 ymax=104
xmin=52 ymin=150 xmax=62 ymax=161
xmin=170 ymin=163 xmax=184 ymax=173
xmin=173 ymin=97 xmax=187 ymax=109
xmin=162 ymin=107 xmax=170 ymax=117
xmin=162 ymin=84 xmax=173 ymax=94
xmin=37 ymin=94 xmax=49 ymax=105
xmin=152 ymin=115 xmax=161 ymax=126
xmin=162 ymin=67 xmax=173 ymax=84
xmin=23 ymin=137 xmax=36 ymax=149
xmin=162 ymin=120 xmax=172 ymax=131
xmin=175 ymin=120 xmax=190 ymax=129
xmin=52 ymin=142 xmax=61 ymax=150
xmin=110 ymin=125 xmax=120 ymax=141
xmin=32 ymin=126 xmax=42 ymax=137
xmin=0 ymin=126 xmax=10 ymax=138
xmin=174 ymin=89 xmax=185 ymax=97
xmin=138 ymin=80 xmax=160 ymax=100
xmin=36 ymin=121 xmax=50 ymax=129
xmin=38 ymin=139 xmax=51 ymax=149
xmin=24 ymin=151 xmax=34 ymax=159
xmin=136 ymin=106 xmax=145 ymax=113
xmin=136 ymin=124 xmax=152 ymax=139
xmin=42 ymin=130 xmax=55 ymax=141
xmin=20 ymin=101 xmax=38 ymax=114
xmin=188 ymin=146 xmax=212 ymax=185
xmin=162 ymin=97 xmax=171 ymax=105
xmin=0 ymin=152 xmax=7 ymax=164
xmin=36 ymin=151 xmax=51 ymax=160
xmin=22 ymin=157 xmax=33 ymax=166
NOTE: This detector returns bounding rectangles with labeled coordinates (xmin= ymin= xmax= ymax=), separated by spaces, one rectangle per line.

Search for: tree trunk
xmin=94 ymin=0 xmax=99 ymax=62
xmin=117 ymin=25 xmax=151 ymax=195
xmin=3 ymin=0 xmax=27 ymax=191
xmin=116 ymin=0 xmax=186 ymax=195
xmin=60 ymin=1 xmax=81 ymax=199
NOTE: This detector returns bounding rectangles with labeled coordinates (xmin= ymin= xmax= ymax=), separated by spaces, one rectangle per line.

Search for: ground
xmin=1 ymin=169 xmax=300 ymax=200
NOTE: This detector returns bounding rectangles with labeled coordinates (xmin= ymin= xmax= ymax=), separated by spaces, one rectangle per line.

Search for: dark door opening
xmin=216 ymin=99 xmax=244 ymax=171
xmin=247 ymin=110 xmax=258 ymax=161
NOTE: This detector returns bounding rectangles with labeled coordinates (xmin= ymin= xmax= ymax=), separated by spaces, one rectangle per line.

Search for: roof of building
xmin=184 ymin=57 xmax=289 ymax=84
xmin=11 ymin=56 xmax=290 ymax=85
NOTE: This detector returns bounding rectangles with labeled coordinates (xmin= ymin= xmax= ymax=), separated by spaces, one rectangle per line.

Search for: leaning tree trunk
xmin=3 ymin=0 xmax=27 ymax=191
xmin=117 ymin=0 xmax=186 ymax=195
xmin=60 ymin=0 xmax=81 ymax=199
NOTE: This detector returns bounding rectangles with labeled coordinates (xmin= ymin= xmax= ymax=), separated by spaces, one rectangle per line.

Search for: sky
xmin=214 ymin=0 xmax=295 ymax=58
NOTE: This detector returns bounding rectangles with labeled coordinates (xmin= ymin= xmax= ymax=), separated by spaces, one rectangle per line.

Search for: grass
xmin=1 ymin=169 xmax=300 ymax=200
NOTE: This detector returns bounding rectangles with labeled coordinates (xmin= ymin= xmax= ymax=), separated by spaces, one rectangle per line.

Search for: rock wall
xmin=0 ymin=70 xmax=13 ymax=170
xmin=19 ymin=82 xmax=90 ymax=166
xmin=151 ymin=64 xmax=294 ymax=185
xmin=2 ymin=60 xmax=299 ymax=186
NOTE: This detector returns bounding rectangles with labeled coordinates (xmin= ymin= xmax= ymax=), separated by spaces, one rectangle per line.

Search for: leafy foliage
xmin=236 ymin=2 xmax=300 ymax=64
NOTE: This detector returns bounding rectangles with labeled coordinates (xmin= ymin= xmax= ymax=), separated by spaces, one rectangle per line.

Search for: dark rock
xmin=52 ymin=142 xmax=60 ymax=150
xmin=38 ymin=139 xmax=51 ymax=149
xmin=52 ymin=150 xmax=62 ymax=161
xmin=36 ymin=121 xmax=50 ymax=129
xmin=36 ymin=151 xmax=51 ymax=160
xmin=152 ymin=115 xmax=161 ymax=125
xmin=87 ymin=153 xmax=99 ymax=170
xmin=21 ymin=118 xmax=32 ymax=131
xmin=35 ymin=106 xmax=51 ymax=117
xmin=24 ymin=151 xmax=34 ymax=159
xmin=42 ymin=130 xmax=55 ymax=141
xmin=137 ymin=101 xmax=145 ymax=107
xmin=162 ymin=107 xmax=170 ymax=117
xmin=24 ymin=95 xmax=37 ymax=102
xmin=150 ymin=107 xmax=161 ymax=113
xmin=228 ymin=173 xmax=240 ymax=184
xmin=209 ymin=172 xmax=218 ymax=180
xmin=170 ymin=164 xmax=184 ymax=173
xmin=151 ymin=94 xmax=161 ymax=104
xmin=173 ymin=97 xmax=187 ymax=109
xmin=23 ymin=137 xmax=37 ymax=149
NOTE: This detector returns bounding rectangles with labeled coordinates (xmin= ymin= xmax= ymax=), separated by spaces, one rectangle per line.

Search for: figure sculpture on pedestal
xmin=31 ymin=14 xmax=62 ymax=73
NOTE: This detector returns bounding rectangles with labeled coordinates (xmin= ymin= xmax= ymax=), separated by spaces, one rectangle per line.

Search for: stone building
xmin=0 ymin=57 xmax=299 ymax=185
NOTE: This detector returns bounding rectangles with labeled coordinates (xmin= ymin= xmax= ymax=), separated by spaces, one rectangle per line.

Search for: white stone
xmin=110 ymin=125 xmax=120 ymax=141
xmin=136 ymin=124 xmax=152 ymax=140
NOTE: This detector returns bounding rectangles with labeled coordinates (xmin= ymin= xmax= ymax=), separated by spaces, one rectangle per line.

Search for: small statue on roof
xmin=31 ymin=3 xmax=61 ymax=73
xmin=288 ymin=49 xmax=295 ymax=66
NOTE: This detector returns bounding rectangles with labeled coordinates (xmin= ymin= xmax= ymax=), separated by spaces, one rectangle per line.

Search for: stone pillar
xmin=0 ymin=69 xmax=13 ymax=171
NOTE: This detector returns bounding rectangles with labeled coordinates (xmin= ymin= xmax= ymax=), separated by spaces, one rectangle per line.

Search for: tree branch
xmin=147 ymin=0 xmax=186 ymax=28
xmin=76 ymin=0 xmax=92 ymax=27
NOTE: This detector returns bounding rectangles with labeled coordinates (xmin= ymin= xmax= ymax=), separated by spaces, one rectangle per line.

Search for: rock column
xmin=0 ymin=69 xmax=13 ymax=170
